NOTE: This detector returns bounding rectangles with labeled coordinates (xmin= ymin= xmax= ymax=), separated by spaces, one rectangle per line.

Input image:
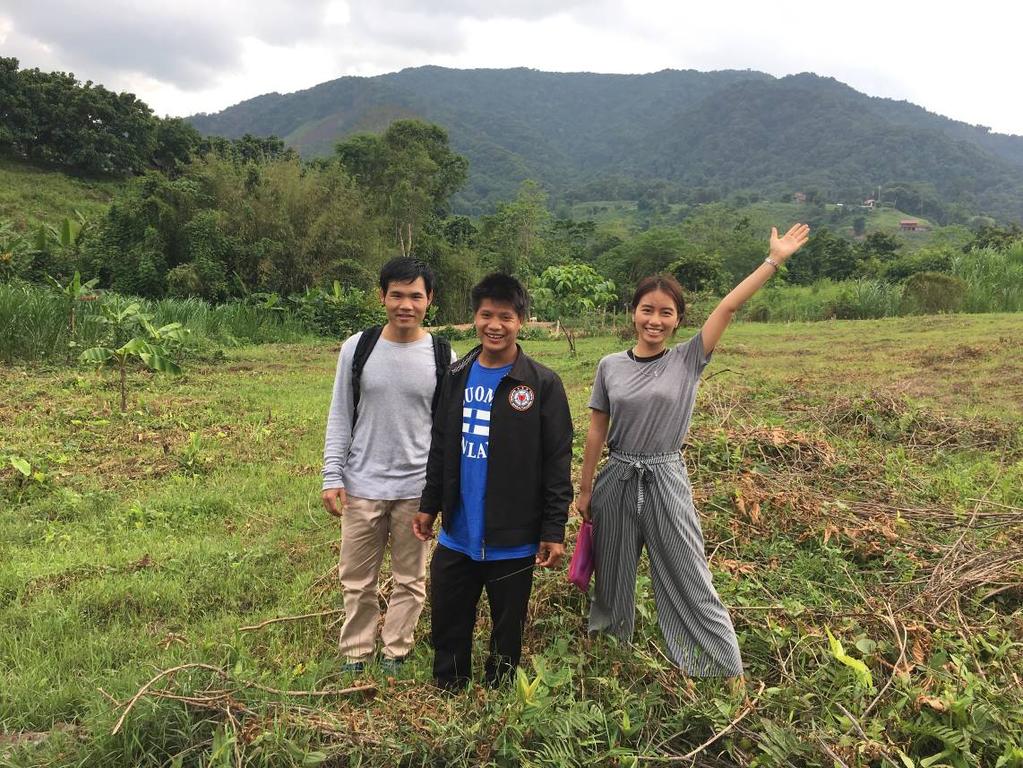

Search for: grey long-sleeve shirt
xmin=322 ymin=332 xmax=456 ymax=500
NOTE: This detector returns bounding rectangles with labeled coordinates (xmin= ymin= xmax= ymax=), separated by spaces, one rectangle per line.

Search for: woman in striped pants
xmin=576 ymin=224 xmax=810 ymax=676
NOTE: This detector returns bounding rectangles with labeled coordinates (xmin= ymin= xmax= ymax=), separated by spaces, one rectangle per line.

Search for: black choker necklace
xmin=627 ymin=348 xmax=668 ymax=363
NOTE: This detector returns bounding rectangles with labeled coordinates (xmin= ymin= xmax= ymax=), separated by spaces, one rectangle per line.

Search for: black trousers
xmin=430 ymin=544 xmax=535 ymax=688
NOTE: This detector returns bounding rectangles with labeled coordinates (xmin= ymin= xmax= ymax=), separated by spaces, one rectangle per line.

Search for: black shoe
xmin=341 ymin=660 xmax=366 ymax=674
xmin=380 ymin=656 xmax=406 ymax=673
xmin=434 ymin=677 xmax=469 ymax=692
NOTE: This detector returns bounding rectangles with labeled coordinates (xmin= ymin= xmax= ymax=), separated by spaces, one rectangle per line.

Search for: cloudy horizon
xmin=2 ymin=0 xmax=1020 ymax=135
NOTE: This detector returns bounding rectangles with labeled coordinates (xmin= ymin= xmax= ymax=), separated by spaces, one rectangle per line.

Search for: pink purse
xmin=567 ymin=520 xmax=594 ymax=592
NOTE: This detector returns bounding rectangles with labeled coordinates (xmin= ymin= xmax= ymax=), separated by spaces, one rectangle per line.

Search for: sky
xmin=1 ymin=0 xmax=1020 ymax=135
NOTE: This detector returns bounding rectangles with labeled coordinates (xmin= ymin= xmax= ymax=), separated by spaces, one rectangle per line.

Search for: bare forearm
xmin=702 ymin=223 xmax=809 ymax=354
xmin=719 ymin=260 xmax=777 ymax=314
xmin=322 ymin=342 xmax=356 ymax=489
xmin=579 ymin=418 xmax=609 ymax=493
xmin=702 ymin=261 xmax=776 ymax=354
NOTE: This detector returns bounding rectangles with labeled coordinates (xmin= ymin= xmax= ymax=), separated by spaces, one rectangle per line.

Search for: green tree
xmin=336 ymin=120 xmax=468 ymax=258
xmin=785 ymin=227 xmax=858 ymax=284
xmin=600 ymin=227 xmax=686 ymax=292
xmin=965 ymin=223 xmax=1023 ymax=253
xmin=480 ymin=180 xmax=552 ymax=274
xmin=77 ymin=155 xmax=382 ymax=299
xmin=855 ymin=231 xmax=902 ymax=277
xmin=858 ymin=231 xmax=902 ymax=260
xmin=668 ymin=251 xmax=727 ymax=294
xmin=151 ymin=117 xmax=200 ymax=175
xmin=676 ymin=204 xmax=765 ymax=284
xmin=532 ymin=263 xmax=616 ymax=355
xmin=547 ymin=218 xmax=599 ymax=265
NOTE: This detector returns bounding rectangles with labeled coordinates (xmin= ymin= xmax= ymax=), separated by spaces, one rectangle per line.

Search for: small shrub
xmin=668 ymin=253 xmax=728 ymax=294
xmin=430 ymin=325 xmax=471 ymax=342
xmin=902 ymin=272 xmax=967 ymax=315
xmin=165 ymin=263 xmax=204 ymax=298
xmin=518 ymin=325 xmax=552 ymax=341
xmin=885 ymin=248 xmax=954 ymax=281
xmin=288 ymin=282 xmax=386 ymax=338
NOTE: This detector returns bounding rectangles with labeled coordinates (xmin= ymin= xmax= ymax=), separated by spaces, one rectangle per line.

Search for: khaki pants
xmin=338 ymin=495 xmax=427 ymax=661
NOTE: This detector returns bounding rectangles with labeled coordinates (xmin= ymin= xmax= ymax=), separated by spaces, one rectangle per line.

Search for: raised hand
xmin=769 ymin=223 xmax=810 ymax=263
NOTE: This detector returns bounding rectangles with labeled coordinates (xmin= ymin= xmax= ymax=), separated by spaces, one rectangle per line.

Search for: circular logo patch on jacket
xmin=508 ymin=385 xmax=535 ymax=412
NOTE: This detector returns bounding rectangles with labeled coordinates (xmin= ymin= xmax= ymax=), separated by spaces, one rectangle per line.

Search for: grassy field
xmin=0 ymin=159 xmax=121 ymax=230
xmin=568 ymin=199 xmax=938 ymax=245
xmin=2 ymin=315 xmax=1023 ymax=766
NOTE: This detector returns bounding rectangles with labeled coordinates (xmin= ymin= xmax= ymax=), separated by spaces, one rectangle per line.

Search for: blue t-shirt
xmin=438 ymin=359 xmax=539 ymax=561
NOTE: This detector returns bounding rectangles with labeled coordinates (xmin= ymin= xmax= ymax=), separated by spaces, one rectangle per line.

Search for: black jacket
xmin=419 ymin=344 xmax=573 ymax=546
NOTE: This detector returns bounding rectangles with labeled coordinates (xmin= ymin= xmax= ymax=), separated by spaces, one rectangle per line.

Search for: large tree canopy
xmin=336 ymin=120 xmax=468 ymax=258
xmin=0 ymin=57 xmax=198 ymax=177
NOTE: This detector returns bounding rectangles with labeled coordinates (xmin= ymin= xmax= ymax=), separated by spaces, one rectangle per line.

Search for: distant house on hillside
xmin=862 ymin=198 xmax=876 ymax=209
xmin=899 ymin=220 xmax=927 ymax=231
xmin=792 ymin=191 xmax=807 ymax=204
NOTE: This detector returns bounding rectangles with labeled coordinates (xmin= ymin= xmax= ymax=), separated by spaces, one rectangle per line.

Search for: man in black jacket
xmin=413 ymin=273 xmax=573 ymax=690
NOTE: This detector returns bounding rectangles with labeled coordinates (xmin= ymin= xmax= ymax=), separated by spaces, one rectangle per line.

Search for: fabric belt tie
xmin=608 ymin=450 xmax=682 ymax=515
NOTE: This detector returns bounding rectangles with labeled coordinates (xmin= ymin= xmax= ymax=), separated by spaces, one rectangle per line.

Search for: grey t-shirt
xmin=588 ymin=332 xmax=711 ymax=454
xmin=322 ymin=332 xmax=455 ymax=500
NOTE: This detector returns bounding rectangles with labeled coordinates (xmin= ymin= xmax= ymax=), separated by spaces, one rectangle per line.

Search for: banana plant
xmin=136 ymin=314 xmax=191 ymax=351
xmin=47 ymin=270 xmax=99 ymax=338
xmin=0 ymin=221 xmax=29 ymax=279
xmin=34 ymin=212 xmax=86 ymax=251
xmin=80 ymin=304 xmax=188 ymax=413
xmin=95 ymin=298 xmax=144 ymax=348
xmin=80 ymin=337 xmax=182 ymax=413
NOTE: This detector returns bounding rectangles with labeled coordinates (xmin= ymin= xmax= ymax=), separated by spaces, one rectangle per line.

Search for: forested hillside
xmin=4 ymin=59 xmax=1023 ymax=332
xmin=189 ymin=67 xmax=1023 ymax=221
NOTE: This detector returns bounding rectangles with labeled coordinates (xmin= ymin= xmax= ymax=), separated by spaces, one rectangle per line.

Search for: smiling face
xmin=380 ymin=277 xmax=431 ymax=331
xmin=474 ymin=298 xmax=523 ymax=362
xmin=632 ymin=288 xmax=681 ymax=350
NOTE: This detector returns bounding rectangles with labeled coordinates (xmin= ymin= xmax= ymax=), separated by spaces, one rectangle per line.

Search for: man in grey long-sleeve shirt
xmin=321 ymin=258 xmax=455 ymax=671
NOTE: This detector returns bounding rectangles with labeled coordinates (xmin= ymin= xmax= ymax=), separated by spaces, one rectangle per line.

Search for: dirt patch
xmin=914 ymin=344 xmax=989 ymax=367
xmin=715 ymin=343 xmax=760 ymax=357
xmin=689 ymin=424 xmax=837 ymax=474
xmin=23 ymin=555 xmax=157 ymax=602
xmin=0 ymin=724 xmax=86 ymax=752
xmin=821 ymin=390 xmax=1018 ymax=452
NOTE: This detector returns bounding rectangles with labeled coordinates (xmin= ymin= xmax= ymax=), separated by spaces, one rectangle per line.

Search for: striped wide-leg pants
xmin=588 ymin=450 xmax=743 ymax=677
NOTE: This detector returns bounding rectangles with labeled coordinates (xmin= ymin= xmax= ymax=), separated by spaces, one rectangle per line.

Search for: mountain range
xmin=189 ymin=67 xmax=1023 ymax=221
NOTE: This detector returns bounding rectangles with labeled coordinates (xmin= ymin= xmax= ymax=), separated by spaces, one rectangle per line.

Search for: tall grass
xmin=0 ymin=283 xmax=313 ymax=364
xmin=741 ymin=279 xmax=903 ymax=322
xmin=148 ymin=297 xmax=311 ymax=346
xmin=740 ymin=244 xmax=1023 ymax=322
xmin=951 ymin=244 xmax=1023 ymax=313
xmin=0 ymin=283 xmax=105 ymax=363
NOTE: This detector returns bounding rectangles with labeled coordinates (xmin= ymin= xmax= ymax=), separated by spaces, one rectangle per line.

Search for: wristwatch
xmin=764 ymin=256 xmax=780 ymax=271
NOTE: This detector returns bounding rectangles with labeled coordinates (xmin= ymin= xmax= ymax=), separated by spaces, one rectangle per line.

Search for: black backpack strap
xmin=351 ymin=325 xmax=383 ymax=425
xmin=431 ymin=334 xmax=453 ymax=417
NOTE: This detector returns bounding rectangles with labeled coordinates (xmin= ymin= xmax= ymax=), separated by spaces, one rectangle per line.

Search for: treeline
xmin=5 ymin=133 xmax=1023 ymax=329
xmin=3 ymin=115 xmax=576 ymax=322
xmin=190 ymin=67 xmax=1023 ymax=221
xmin=3 ymin=55 xmax=1022 ymax=329
xmin=0 ymin=58 xmax=295 ymax=177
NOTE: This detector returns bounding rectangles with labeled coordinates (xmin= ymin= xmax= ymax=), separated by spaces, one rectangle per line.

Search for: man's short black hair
xmin=379 ymin=258 xmax=435 ymax=295
xmin=470 ymin=272 xmax=529 ymax=320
